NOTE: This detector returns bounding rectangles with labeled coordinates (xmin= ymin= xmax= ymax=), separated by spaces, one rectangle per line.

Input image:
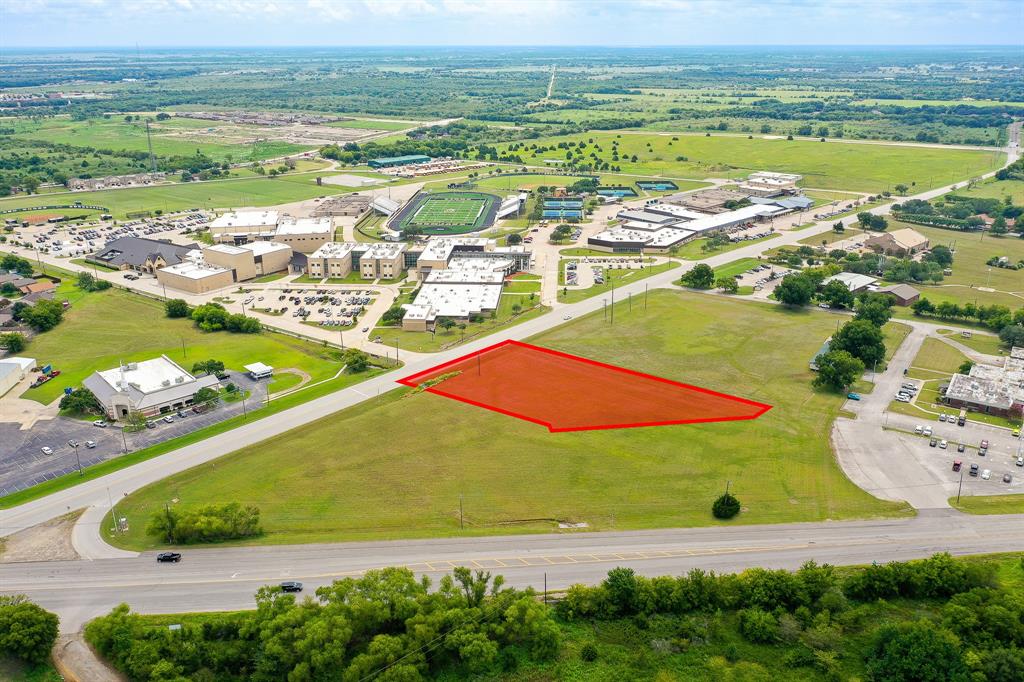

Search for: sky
xmin=1 ymin=0 xmax=1022 ymax=48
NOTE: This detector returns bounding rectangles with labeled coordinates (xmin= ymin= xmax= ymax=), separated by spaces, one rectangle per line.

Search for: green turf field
xmin=395 ymin=191 xmax=499 ymax=234
xmin=107 ymin=290 xmax=910 ymax=550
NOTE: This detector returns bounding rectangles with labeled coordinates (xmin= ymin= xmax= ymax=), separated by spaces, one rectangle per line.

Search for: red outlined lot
xmin=398 ymin=340 xmax=772 ymax=432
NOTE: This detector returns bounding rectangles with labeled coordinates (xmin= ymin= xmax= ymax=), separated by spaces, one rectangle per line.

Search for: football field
xmin=393 ymin=190 xmax=500 ymax=234
xmin=409 ymin=196 xmax=487 ymax=227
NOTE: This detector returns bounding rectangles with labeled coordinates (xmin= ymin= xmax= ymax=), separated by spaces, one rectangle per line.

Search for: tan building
xmin=208 ymin=210 xmax=279 ymax=243
xmin=311 ymin=195 xmax=371 ymax=217
xmin=156 ymin=259 xmax=234 ymax=294
xmin=202 ymin=242 xmax=292 ymax=280
xmin=307 ymin=242 xmax=359 ymax=279
xmin=359 ymin=243 xmax=406 ymax=280
xmin=865 ymin=228 xmax=930 ymax=256
xmin=273 ymin=217 xmax=334 ymax=254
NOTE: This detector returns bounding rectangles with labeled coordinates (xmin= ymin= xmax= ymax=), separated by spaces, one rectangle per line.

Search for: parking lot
xmin=732 ymin=263 xmax=795 ymax=296
xmin=251 ymin=286 xmax=377 ymax=328
xmin=563 ymin=256 xmax=647 ymax=289
xmin=8 ymin=209 xmax=210 ymax=259
xmin=0 ymin=372 xmax=266 ymax=497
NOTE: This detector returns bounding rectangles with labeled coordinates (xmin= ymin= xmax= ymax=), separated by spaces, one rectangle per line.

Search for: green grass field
xmin=494 ymin=132 xmax=1004 ymax=193
xmin=9 ymin=116 xmax=310 ymax=163
xmin=0 ymin=174 xmax=340 ymax=220
xmin=937 ymin=329 xmax=1004 ymax=356
xmin=910 ymin=338 xmax=968 ymax=375
xmin=885 ymin=221 xmax=1024 ymax=310
xmin=951 ymin=494 xmax=1024 ymax=514
xmin=20 ymin=287 xmax=349 ymax=404
xmin=557 ymin=261 xmax=679 ymax=303
xmin=950 ymin=178 xmax=1024 ymax=205
xmin=108 ymin=290 xmax=909 ymax=550
xmin=713 ymin=257 xmax=762 ymax=280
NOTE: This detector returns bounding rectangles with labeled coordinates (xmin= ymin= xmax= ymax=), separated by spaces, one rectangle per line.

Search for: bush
xmin=712 ymin=492 xmax=741 ymax=519
xmin=165 ymin=298 xmax=190 ymax=318
xmin=738 ymin=608 xmax=778 ymax=643
xmin=0 ymin=596 xmax=59 ymax=664
xmin=146 ymin=502 xmax=262 ymax=544
xmin=866 ymin=620 xmax=967 ymax=681
xmin=579 ymin=642 xmax=598 ymax=661
xmin=0 ymin=331 xmax=26 ymax=353
xmin=59 ymin=387 xmax=102 ymax=415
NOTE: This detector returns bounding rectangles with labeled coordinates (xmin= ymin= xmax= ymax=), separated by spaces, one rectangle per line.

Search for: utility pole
xmin=241 ymin=393 xmax=248 ymax=419
xmin=339 ymin=330 xmax=344 ymax=349
xmin=459 ymin=494 xmax=464 ymax=530
xmin=644 ymin=283 xmax=648 ymax=310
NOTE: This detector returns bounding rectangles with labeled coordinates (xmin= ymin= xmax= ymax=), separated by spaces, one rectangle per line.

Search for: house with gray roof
xmin=87 ymin=236 xmax=198 ymax=273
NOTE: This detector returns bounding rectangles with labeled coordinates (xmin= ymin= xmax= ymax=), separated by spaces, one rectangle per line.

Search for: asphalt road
xmin=5 ymin=509 xmax=1023 ymax=633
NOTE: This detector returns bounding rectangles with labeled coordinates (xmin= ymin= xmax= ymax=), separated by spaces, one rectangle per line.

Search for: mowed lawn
xmin=0 ymin=174 xmax=340 ymax=220
xmin=494 ymin=132 xmax=1004 ymax=193
xmin=21 ymin=288 xmax=347 ymax=404
xmin=109 ymin=290 xmax=909 ymax=550
xmin=886 ymin=221 xmax=1024 ymax=310
xmin=910 ymin=338 xmax=968 ymax=375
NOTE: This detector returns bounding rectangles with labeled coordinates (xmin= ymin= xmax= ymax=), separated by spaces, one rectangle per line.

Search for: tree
xmin=680 ymin=264 xmax=714 ymax=289
xmin=341 ymin=348 xmax=370 ymax=373
xmin=712 ymin=492 xmax=741 ymax=519
xmin=0 ymin=332 xmax=26 ymax=353
xmin=991 ymin=215 xmax=1008 ymax=236
xmin=193 ymin=386 xmax=219 ymax=407
xmin=894 ymin=184 xmax=909 ymax=196
xmin=957 ymin=360 xmax=974 ymax=375
xmin=0 ymin=596 xmax=59 ymax=664
xmin=912 ymin=298 xmax=936 ymax=316
xmin=59 ymin=387 xmax=102 ymax=415
xmin=866 ymin=620 xmax=967 ymax=682
xmin=716 ymin=276 xmax=739 ymax=293
xmin=20 ymin=299 xmax=64 ymax=332
xmin=855 ymin=300 xmax=893 ymax=327
xmin=191 ymin=302 xmax=229 ymax=331
xmin=381 ymin=305 xmax=406 ymax=325
xmin=165 ymin=298 xmax=190 ymax=318
xmin=775 ymin=274 xmax=815 ymax=307
xmin=820 ymin=280 xmax=854 ymax=309
xmin=738 ymin=608 xmax=778 ymax=643
xmin=506 ymin=233 xmax=523 ymax=246
xmin=813 ymin=350 xmax=865 ymax=391
xmin=832 ymin=319 xmax=886 ymax=367
xmin=999 ymin=325 xmax=1024 ymax=348
xmin=191 ymin=359 xmax=224 ymax=376
xmin=925 ymin=245 xmax=954 ymax=267
xmin=832 ymin=222 xmax=845 ymax=234
xmin=437 ymin=317 xmax=456 ymax=332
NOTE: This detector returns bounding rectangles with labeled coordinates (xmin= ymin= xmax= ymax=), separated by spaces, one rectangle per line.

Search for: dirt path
xmin=0 ymin=509 xmax=81 ymax=563
xmin=272 ymin=367 xmax=312 ymax=393
xmin=53 ymin=634 xmax=126 ymax=682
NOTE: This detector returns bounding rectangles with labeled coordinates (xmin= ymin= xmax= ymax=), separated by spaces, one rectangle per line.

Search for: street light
xmin=71 ymin=442 xmax=82 ymax=476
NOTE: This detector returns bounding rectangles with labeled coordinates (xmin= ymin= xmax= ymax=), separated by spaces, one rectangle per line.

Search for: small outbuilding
xmin=244 ymin=362 xmax=274 ymax=380
xmin=876 ymin=283 xmax=921 ymax=306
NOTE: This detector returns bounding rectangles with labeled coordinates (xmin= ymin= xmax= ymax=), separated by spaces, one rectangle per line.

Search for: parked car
xmin=957 ymin=443 xmax=966 ymax=453
xmin=67 ymin=439 xmax=79 ymax=447
xmin=177 ymin=410 xmax=188 ymax=418
xmin=980 ymin=439 xmax=990 ymax=449
xmin=1016 ymin=456 xmax=1024 ymax=467
xmin=957 ymin=415 xmax=966 ymax=426
xmin=93 ymin=420 xmax=108 ymax=428
xmin=914 ymin=425 xmax=923 ymax=434
xmin=146 ymin=420 xmax=156 ymax=429
xmin=923 ymin=427 xmax=933 ymax=437
xmin=981 ymin=469 xmax=991 ymax=480
xmin=279 ymin=581 xmax=303 ymax=593
xmin=939 ymin=414 xmax=947 ymax=422
xmin=980 ymin=447 xmax=988 ymax=457
xmin=969 ymin=463 xmax=979 ymax=476
xmin=162 ymin=415 xmax=174 ymax=424
xmin=846 ymin=392 xmax=861 ymax=401
xmin=85 ymin=440 xmax=96 ymax=449
xmin=40 ymin=446 xmax=53 ymax=456
xmin=952 ymin=460 xmax=962 ymax=472
xmin=939 ymin=439 xmax=948 ymax=449
xmin=156 ymin=552 xmax=182 ymax=563
xmin=1003 ymin=473 xmax=1013 ymax=483
xmin=929 ymin=439 xmax=937 ymax=447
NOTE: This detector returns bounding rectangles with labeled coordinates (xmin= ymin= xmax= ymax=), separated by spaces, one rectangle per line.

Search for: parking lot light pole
xmin=72 ymin=442 xmax=82 ymax=476
xmin=956 ymin=469 xmax=964 ymax=504
xmin=120 ymin=426 xmax=129 ymax=454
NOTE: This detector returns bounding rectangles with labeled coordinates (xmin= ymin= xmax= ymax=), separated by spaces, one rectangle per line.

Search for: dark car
xmin=156 ymin=552 xmax=181 ymax=563
xmin=929 ymin=438 xmax=937 ymax=447
xmin=957 ymin=415 xmax=966 ymax=426
xmin=279 ymin=581 xmax=303 ymax=593
xmin=952 ymin=460 xmax=962 ymax=472
xmin=969 ymin=463 xmax=979 ymax=477
xmin=957 ymin=443 xmax=966 ymax=453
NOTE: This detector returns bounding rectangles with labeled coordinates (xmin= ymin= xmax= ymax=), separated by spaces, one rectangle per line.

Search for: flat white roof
xmin=0 ymin=356 xmax=36 ymax=372
xmin=412 ymin=282 xmax=502 ymax=318
xmin=310 ymin=241 xmax=358 ymax=259
xmin=275 ymin=217 xmax=333 ymax=235
xmin=206 ymin=243 xmax=247 ymax=256
xmin=97 ymin=356 xmax=196 ymax=394
xmin=160 ymin=260 xmax=232 ymax=280
xmin=210 ymin=210 xmax=279 ymax=229
xmin=418 ymin=237 xmax=490 ymax=262
xmin=241 ymin=240 xmax=291 ymax=257
xmin=244 ymin=362 xmax=274 ymax=374
xmin=824 ymin=272 xmax=878 ymax=290
xmin=359 ymin=242 xmax=405 ymax=260
xmin=426 ymin=269 xmax=505 ymax=284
